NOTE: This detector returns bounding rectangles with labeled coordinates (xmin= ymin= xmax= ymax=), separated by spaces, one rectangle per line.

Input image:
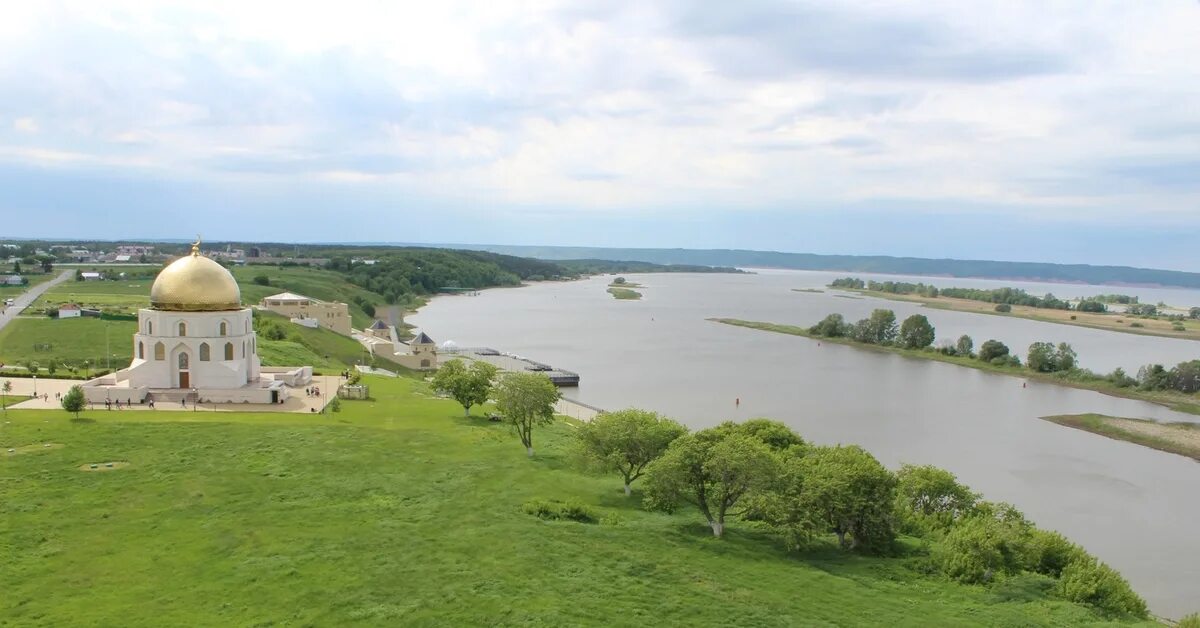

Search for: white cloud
xmin=0 ymin=0 xmax=1196 ymax=224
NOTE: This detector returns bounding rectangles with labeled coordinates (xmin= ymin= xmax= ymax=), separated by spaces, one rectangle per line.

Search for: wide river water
xmin=409 ymin=269 xmax=1200 ymax=617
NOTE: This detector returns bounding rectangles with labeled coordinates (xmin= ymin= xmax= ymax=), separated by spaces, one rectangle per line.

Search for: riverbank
xmin=835 ymin=288 xmax=1200 ymax=342
xmin=1041 ymin=414 xmax=1200 ymax=462
xmin=709 ymin=318 xmax=1200 ymax=416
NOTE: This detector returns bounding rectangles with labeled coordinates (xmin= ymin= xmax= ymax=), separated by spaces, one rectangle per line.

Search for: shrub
xmin=1129 ymin=322 xmax=1144 ymax=328
xmin=1178 ymin=613 xmax=1200 ymax=628
xmin=329 ymin=397 xmax=342 ymax=413
xmin=978 ymin=340 xmax=1010 ymax=362
xmin=994 ymin=303 xmax=1012 ymax=313
xmin=253 ymin=274 xmax=271 ymax=286
xmin=522 ymin=498 xmax=598 ymax=523
xmin=1058 ymin=555 xmax=1148 ymax=617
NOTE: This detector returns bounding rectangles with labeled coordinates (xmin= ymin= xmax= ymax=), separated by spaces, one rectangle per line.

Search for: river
xmin=408 ymin=269 xmax=1200 ymax=618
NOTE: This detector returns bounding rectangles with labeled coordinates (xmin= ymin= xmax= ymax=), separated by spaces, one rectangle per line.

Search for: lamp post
xmin=191 ymin=387 xmax=197 ymax=412
xmin=32 ymin=374 xmax=37 ymax=396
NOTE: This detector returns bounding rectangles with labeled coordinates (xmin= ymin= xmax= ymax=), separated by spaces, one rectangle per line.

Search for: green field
xmin=0 ymin=317 xmax=137 ymax=370
xmin=607 ymin=287 xmax=643 ymax=300
xmin=0 ymin=272 xmax=56 ymax=296
xmin=0 ymin=376 xmax=1154 ymax=626
xmin=27 ymin=266 xmax=391 ymax=327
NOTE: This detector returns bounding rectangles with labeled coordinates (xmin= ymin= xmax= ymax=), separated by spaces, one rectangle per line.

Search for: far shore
xmin=709 ymin=317 xmax=1200 ymax=417
xmin=834 ymin=287 xmax=1200 ymax=342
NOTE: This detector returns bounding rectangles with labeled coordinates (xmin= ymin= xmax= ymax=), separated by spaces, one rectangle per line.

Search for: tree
xmin=809 ymin=313 xmax=848 ymax=337
xmin=955 ymin=335 xmax=974 ymax=357
xmin=774 ymin=445 xmax=897 ymax=552
xmin=74 ymin=269 xmax=84 ymax=281
xmin=253 ymin=274 xmax=271 ymax=286
xmin=895 ymin=464 xmax=978 ymax=532
xmin=47 ymin=359 xmax=58 ymax=376
xmin=1 ymin=380 xmax=11 ymax=416
xmin=732 ymin=418 xmax=805 ymax=452
xmin=494 ymin=372 xmax=561 ymax=456
xmin=1076 ymin=300 xmax=1107 ymax=313
xmin=1055 ymin=343 xmax=1077 ymax=371
xmin=61 ymin=385 xmax=86 ymax=418
xmin=977 ymin=339 xmax=1010 ymax=362
xmin=613 ymin=276 xmax=627 ymax=284
xmin=1190 ymin=307 xmax=1200 ymax=320
xmin=994 ymin=303 xmax=1012 ymax=313
xmin=431 ymin=359 xmax=499 ymax=417
xmin=1059 ymin=554 xmax=1148 ymax=617
xmin=576 ymin=408 xmax=687 ymax=496
xmin=931 ymin=510 xmax=1033 ymax=584
xmin=898 ymin=314 xmax=935 ymax=349
xmin=12 ymin=260 xmax=20 ymax=274
xmin=643 ymin=428 xmax=780 ymax=537
xmin=38 ymin=255 xmax=54 ymax=272
xmin=1026 ymin=342 xmax=1058 ymax=372
xmin=867 ymin=309 xmax=898 ymax=344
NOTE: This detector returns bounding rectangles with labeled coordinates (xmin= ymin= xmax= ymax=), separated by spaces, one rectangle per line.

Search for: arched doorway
xmin=178 ymin=351 xmax=191 ymax=388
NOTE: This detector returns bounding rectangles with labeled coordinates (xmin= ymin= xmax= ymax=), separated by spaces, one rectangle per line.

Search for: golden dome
xmin=150 ymin=241 xmax=242 ymax=311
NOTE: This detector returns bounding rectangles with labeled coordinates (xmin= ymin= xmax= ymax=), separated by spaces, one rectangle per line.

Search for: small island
xmin=607 ymin=276 xmax=643 ymax=300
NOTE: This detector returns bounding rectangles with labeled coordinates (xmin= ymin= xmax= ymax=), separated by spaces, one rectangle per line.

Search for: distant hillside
xmin=447 ymin=245 xmax=1200 ymax=289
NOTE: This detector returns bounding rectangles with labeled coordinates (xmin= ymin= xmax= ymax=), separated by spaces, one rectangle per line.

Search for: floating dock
xmin=441 ymin=347 xmax=580 ymax=387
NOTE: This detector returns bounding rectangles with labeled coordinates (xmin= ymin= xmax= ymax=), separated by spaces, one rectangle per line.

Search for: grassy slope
xmin=231 ymin=266 xmax=389 ymax=329
xmin=254 ymin=310 xmax=411 ymax=374
xmin=0 ymin=376 xmax=1148 ymax=627
xmin=842 ymin=288 xmax=1200 ymax=342
xmin=710 ymin=318 xmax=1200 ymax=416
xmin=1041 ymin=414 xmax=1200 ymax=462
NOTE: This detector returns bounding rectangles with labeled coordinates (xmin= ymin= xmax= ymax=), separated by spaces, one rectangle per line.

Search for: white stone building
xmin=83 ymin=241 xmax=310 ymax=404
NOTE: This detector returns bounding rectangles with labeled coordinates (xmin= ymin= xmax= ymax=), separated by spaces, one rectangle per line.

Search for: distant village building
xmin=80 ymin=271 xmax=103 ymax=281
xmin=58 ymin=303 xmax=81 ymax=318
xmin=117 ymin=245 xmax=155 ymax=256
xmin=113 ymin=255 xmax=133 ymax=262
xmin=260 ymin=292 xmax=351 ymax=335
xmin=3 ymin=275 xmax=24 ymax=286
xmin=392 ymin=331 xmax=438 ymax=370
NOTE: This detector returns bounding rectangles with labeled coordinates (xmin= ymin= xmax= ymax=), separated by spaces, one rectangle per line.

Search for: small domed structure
xmin=150 ymin=240 xmax=241 ymax=311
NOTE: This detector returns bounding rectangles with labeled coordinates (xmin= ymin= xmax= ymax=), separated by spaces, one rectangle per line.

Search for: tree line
xmin=573 ymin=411 xmax=1148 ymax=618
xmin=426 ymin=358 xmax=1149 ymax=618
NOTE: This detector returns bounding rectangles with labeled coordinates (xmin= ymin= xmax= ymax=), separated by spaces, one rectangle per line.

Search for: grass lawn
xmin=255 ymin=311 xmax=411 ymax=374
xmin=710 ymin=318 xmax=1200 ymax=416
xmin=0 ymin=317 xmax=137 ymax=368
xmin=1041 ymin=413 xmax=1200 ymax=462
xmin=0 ymin=375 xmax=1150 ymax=626
xmin=840 ymin=288 xmax=1200 ymax=342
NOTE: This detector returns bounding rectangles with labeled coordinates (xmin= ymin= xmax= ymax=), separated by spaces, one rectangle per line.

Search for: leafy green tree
xmin=868 ymin=309 xmax=898 ymax=344
xmin=61 ymin=385 xmax=86 ymax=418
xmin=1076 ymin=300 xmax=1107 ymax=313
xmin=1059 ymin=555 xmax=1148 ymax=617
xmin=494 ymin=372 xmax=561 ymax=457
xmin=977 ymin=339 xmax=1009 ymax=362
xmin=1026 ymin=342 xmax=1057 ymax=372
xmin=253 ymin=274 xmax=271 ymax=286
xmin=12 ymin=260 xmax=20 ymax=274
xmin=809 ymin=313 xmax=848 ymax=337
xmin=576 ymin=408 xmax=687 ymax=496
xmin=47 ymin=359 xmax=58 ymax=376
xmin=612 ymin=276 xmax=626 ymax=284
xmin=1 ymin=380 xmax=11 ymax=416
xmin=732 ymin=418 xmax=805 ymax=452
xmin=898 ymin=314 xmax=935 ymax=349
xmin=955 ymin=335 xmax=974 ymax=357
xmin=1055 ymin=343 xmax=1077 ymax=371
xmin=777 ymin=445 xmax=897 ymax=552
xmin=931 ymin=510 xmax=1033 ymax=584
xmin=431 ymin=359 xmax=499 ymax=417
xmin=894 ymin=464 xmax=978 ymax=531
xmin=38 ymin=255 xmax=54 ymax=272
xmin=643 ymin=428 xmax=781 ymax=538
xmin=1190 ymin=307 xmax=1200 ymax=320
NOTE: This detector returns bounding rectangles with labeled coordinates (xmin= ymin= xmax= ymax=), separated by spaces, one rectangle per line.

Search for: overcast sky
xmin=1 ymin=1 xmax=1197 ymax=268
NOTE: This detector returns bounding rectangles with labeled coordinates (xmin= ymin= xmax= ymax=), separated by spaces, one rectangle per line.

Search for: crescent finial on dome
xmin=191 ymin=235 xmax=202 ymax=256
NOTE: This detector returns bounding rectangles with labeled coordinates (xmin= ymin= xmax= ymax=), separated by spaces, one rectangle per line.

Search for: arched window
xmin=199 ymin=343 xmax=210 ymax=361
xmin=154 ymin=342 xmax=165 ymax=361
xmin=178 ymin=322 xmax=187 ymax=337
xmin=224 ymin=342 xmax=234 ymax=360
xmin=178 ymin=352 xmax=189 ymax=369
xmin=219 ymin=321 xmax=227 ymax=336
xmin=138 ymin=342 xmax=144 ymax=360
xmin=245 ymin=320 xmax=250 ymax=333
xmin=147 ymin=321 xmax=153 ymax=335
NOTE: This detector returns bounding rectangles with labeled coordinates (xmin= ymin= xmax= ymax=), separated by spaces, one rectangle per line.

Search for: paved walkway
xmin=0 ymin=269 xmax=73 ymax=332
xmin=3 ymin=375 xmax=343 ymax=414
